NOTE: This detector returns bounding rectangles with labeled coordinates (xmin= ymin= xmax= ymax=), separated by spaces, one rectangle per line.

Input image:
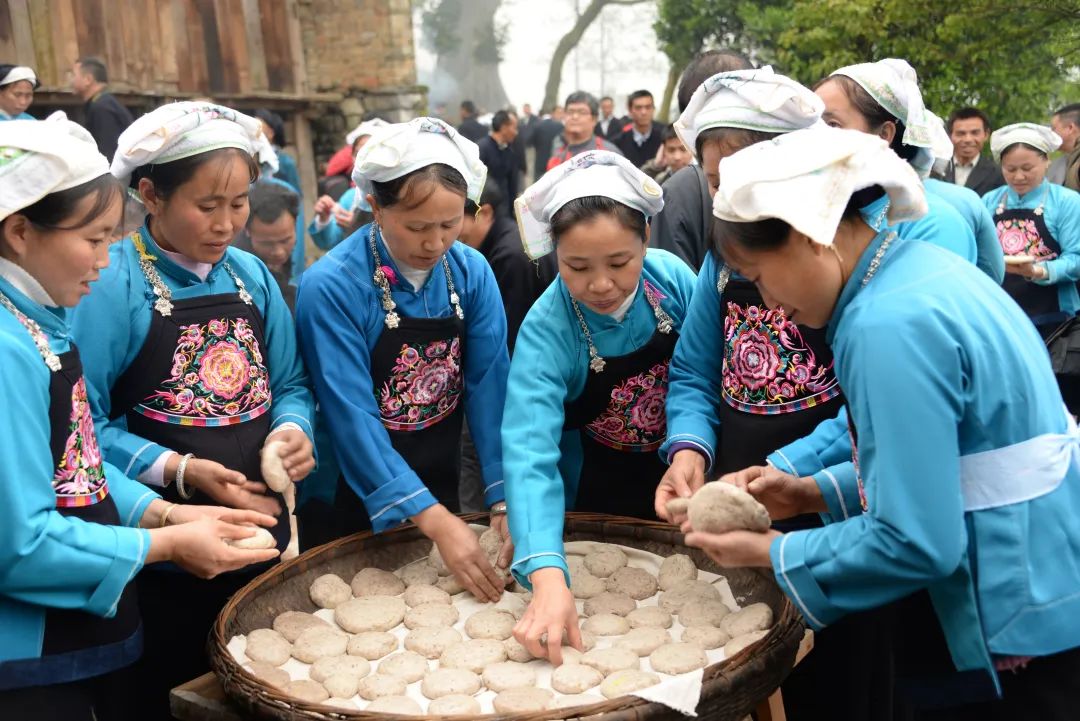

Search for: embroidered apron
xmin=994 ymin=202 xmax=1062 ymax=323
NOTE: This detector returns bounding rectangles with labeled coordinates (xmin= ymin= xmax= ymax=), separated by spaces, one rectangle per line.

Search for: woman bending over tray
xmin=679 ymin=125 xmax=1080 ymax=720
xmin=503 ymin=150 xmax=695 ymax=664
xmin=0 ymin=117 xmax=278 ymax=721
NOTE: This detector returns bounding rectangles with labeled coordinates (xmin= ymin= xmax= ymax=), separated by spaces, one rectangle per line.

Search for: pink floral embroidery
xmin=996 ymin=218 xmax=1057 ymax=260
xmin=379 ymin=336 xmax=463 ymax=431
xmin=585 ymin=361 xmax=670 ymax=451
xmin=53 ymin=377 xmax=108 ymax=507
xmin=723 ymin=303 xmax=840 ymax=414
xmin=138 ymin=317 xmax=272 ymax=423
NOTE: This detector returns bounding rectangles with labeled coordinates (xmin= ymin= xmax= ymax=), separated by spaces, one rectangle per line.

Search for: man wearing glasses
xmin=546 ymin=91 xmax=623 ymax=171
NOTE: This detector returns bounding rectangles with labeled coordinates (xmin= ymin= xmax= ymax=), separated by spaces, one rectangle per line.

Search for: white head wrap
xmin=351 ymin=117 xmax=486 ymax=211
xmin=254 ymin=132 xmax=279 ymax=174
xmin=0 ymin=113 xmax=111 ymax=222
xmin=0 ymin=66 xmax=37 ymax=88
xmin=674 ymin=66 xmax=824 ymax=161
xmin=990 ymin=123 xmax=1062 ymax=162
xmin=712 ymin=126 xmax=927 ymax=247
xmin=346 ymin=118 xmax=390 ymax=146
xmin=515 ymin=149 xmax=663 ymax=260
xmin=110 ymin=101 xmax=262 ymax=185
xmin=830 ymin=58 xmax=953 ymax=176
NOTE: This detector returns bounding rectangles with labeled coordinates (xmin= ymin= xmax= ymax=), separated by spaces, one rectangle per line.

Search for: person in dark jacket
xmin=530 ymin=106 xmax=564 ymax=181
xmin=478 ymin=110 xmax=521 ymax=218
xmin=931 ymin=107 xmax=1006 ymax=197
xmin=234 ymin=181 xmax=300 ymax=313
xmin=254 ymin=109 xmax=303 ymax=199
xmin=594 ymin=95 xmax=626 ymax=142
xmin=614 ymin=90 xmax=662 ymax=168
xmin=457 ymin=100 xmax=488 ymax=142
xmin=70 ymin=57 xmax=133 ymax=162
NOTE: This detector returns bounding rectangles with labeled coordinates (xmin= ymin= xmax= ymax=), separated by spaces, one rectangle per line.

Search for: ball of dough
xmin=682 ymin=625 xmax=730 ymax=650
xmin=283 ymin=679 xmax=328 ymax=703
xmin=560 ymin=647 xmax=586 ymax=665
xmin=482 ymin=661 xmax=537 ymax=692
xmin=356 ymin=672 xmax=407 ymax=700
xmin=649 ymin=642 xmax=709 ymax=675
xmin=567 ymin=555 xmax=589 ymax=578
xmin=292 ymin=626 xmax=348 ymax=663
xmin=551 ymin=662 xmax=603 ymax=694
xmin=724 ymin=629 xmax=769 ymax=658
xmin=347 ymin=631 xmax=398 ymax=660
xmin=428 ymin=543 xmax=451 ymax=576
xmin=310 ymin=654 xmax=371 ymax=683
xmin=583 ymin=591 xmax=636 ymax=617
xmin=398 ymin=560 xmax=439 ymax=588
xmin=493 ymin=687 xmax=554 ymax=713
xmin=226 ymin=527 xmax=276 ymax=549
xmin=606 ymin=566 xmax=659 ymax=601
xmin=679 ymin=599 xmax=731 ymax=628
xmin=335 ymin=596 xmax=406 ymax=633
xmin=272 ymin=611 xmax=330 ymax=642
xmin=720 ymin=602 xmax=774 ymax=637
xmin=503 ymin=635 xmax=532 ymax=663
xmin=309 ymin=574 xmax=352 ymax=609
xmin=427 ymin=694 xmax=481 ymax=715
xmin=244 ymin=661 xmax=289 ymax=688
xmin=626 ymin=606 xmax=673 ymax=629
xmin=378 ymin=650 xmax=429 ymax=683
xmin=616 ymin=627 xmax=671 ymax=657
xmin=464 ymin=609 xmax=516 ymax=640
xmin=404 ymin=602 xmax=459 ymax=629
xmin=664 ymin=497 xmax=690 ymax=518
xmin=571 ymin=572 xmax=607 ymax=599
xmin=658 ymin=554 xmax=698 ymax=591
xmin=581 ymin=613 xmax=630 ymax=637
xmin=658 ymin=579 xmax=721 ymax=614
xmin=579 ymin=630 xmax=598 ymax=651
xmin=323 ymin=673 xmax=358 ymax=699
xmin=435 ymin=574 xmax=466 ymax=595
xmin=582 ymin=647 xmax=640 ymax=676
xmin=600 ymin=668 xmax=661 ymax=699
xmin=260 ymin=439 xmax=291 ymax=492
xmin=405 ymin=626 xmax=462 ymax=660
xmin=554 ymin=693 xmax=606 ymax=709
xmin=438 ymin=639 xmax=506 ymax=673
xmin=479 ymin=527 xmax=502 ymax=557
xmin=366 ymin=695 xmax=423 ymax=714
xmin=584 ymin=547 xmax=628 ymax=577
xmin=350 ymin=567 xmax=405 ymax=597
xmin=688 ymin=481 xmax=770 ymax=534
xmin=244 ymin=628 xmax=291 ymax=666
xmin=420 ymin=668 xmax=482 ymax=699
xmin=403 ymin=584 xmax=451 ymax=608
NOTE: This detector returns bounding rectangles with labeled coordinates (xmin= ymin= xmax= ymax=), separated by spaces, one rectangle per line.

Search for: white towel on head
xmin=0 ymin=114 xmax=110 ymax=222
xmin=990 ymin=123 xmax=1062 ymax=162
xmin=254 ymin=132 xmax=279 ymax=174
xmin=674 ymin=66 xmax=824 ymax=161
xmin=110 ymin=101 xmax=262 ymax=185
xmin=831 ymin=58 xmax=953 ymax=176
xmin=351 ymin=117 xmax=486 ymax=209
xmin=514 ymin=149 xmax=663 ymax=259
xmin=346 ymin=118 xmax=390 ymax=146
xmin=712 ymin=126 xmax=927 ymax=247
xmin=0 ymin=65 xmax=37 ymax=88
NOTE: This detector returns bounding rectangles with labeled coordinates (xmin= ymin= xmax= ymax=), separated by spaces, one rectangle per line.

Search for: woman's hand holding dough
xmin=489 ymin=512 xmax=514 ymax=570
xmin=655 ymin=449 xmax=706 ymax=523
xmin=514 ymin=567 xmax=582 ymax=666
xmin=265 ymin=429 xmax=315 ymax=482
xmin=164 ymin=504 xmax=278 ymax=529
xmin=179 ymin=457 xmax=282 ymax=517
xmin=683 ymin=528 xmax=780 ymax=570
xmin=719 ymin=466 xmax=825 ymax=521
xmin=147 ymin=517 xmax=279 ymax=578
xmin=415 ymin=506 xmax=503 ymax=602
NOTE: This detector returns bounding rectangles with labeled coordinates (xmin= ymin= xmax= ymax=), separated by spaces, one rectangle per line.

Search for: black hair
xmin=131 ymin=147 xmax=260 ymax=199
xmin=814 ymin=75 xmax=919 ymax=164
xmin=0 ymin=64 xmax=40 ymax=89
xmin=627 ymin=90 xmax=653 ymax=108
xmin=600 ymin=96 xmax=614 ymax=104
xmin=677 ymin=50 xmax=753 ymax=112
xmin=550 ymin=196 xmax=647 ymax=244
xmin=1000 ymin=142 xmax=1049 ymax=161
xmin=370 ymin=163 xmax=468 ymax=211
xmin=661 ymin=123 xmax=680 ymax=143
xmin=247 ymin=181 xmax=300 ymax=227
xmin=464 ymin=181 xmax=504 ymax=215
xmin=1054 ymin=103 xmax=1080 ymax=127
xmin=695 ymin=127 xmax=778 ymax=164
xmin=255 ymin=109 xmax=286 ymax=145
xmin=9 ymin=173 xmax=122 ymax=231
xmin=492 ymin=109 xmax=513 ymax=132
xmin=461 ymin=100 xmax=477 ymax=115
xmin=946 ymin=106 xmax=991 ymax=134
xmin=563 ymin=91 xmax=598 ymax=117
xmin=76 ymin=57 xmax=108 ymax=83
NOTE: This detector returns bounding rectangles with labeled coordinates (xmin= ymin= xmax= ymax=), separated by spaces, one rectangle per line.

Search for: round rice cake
xmin=615 ymin=627 xmax=671 ymax=657
xmin=378 ymin=650 xmax=429 ymax=683
xmin=719 ymin=602 xmax=774 ymax=637
xmin=283 ymin=679 xmax=328 ymax=703
xmin=226 ymin=526 xmax=275 ymax=549
xmin=482 ymin=661 xmax=537 ymax=692
xmin=244 ymin=628 xmax=291 ymax=666
xmin=581 ymin=612 xmax=630 ymax=637
xmin=427 ymin=694 xmax=481 ymax=715
xmin=404 ymin=601 xmax=459 ymax=629
xmin=243 ymin=661 xmax=289 ymax=688
xmin=581 ymin=646 xmax=640 ymax=676
xmin=583 ymin=546 xmax=628 ymax=577
xmin=350 ymin=567 xmax=405 ymax=598
xmin=605 ymin=566 xmax=658 ymax=600
xmin=649 ymin=642 xmax=709 ymax=675
xmin=550 ymin=662 xmax=603 ymax=694
xmin=503 ymin=635 xmax=532 ymax=663
xmin=420 ymin=668 xmax=482 ymax=699
xmin=292 ymin=626 xmax=348 ymax=663
xmin=678 ymin=598 xmax=731 ymax=628
xmin=323 ymin=673 xmax=359 ymax=699
xmin=397 ymin=560 xmax=439 ymax=588
xmin=365 ymin=695 xmax=423 ymax=714
xmin=567 ymin=555 xmax=589 ymax=578
xmin=579 ymin=630 xmax=598 ymax=651
xmin=428 ymin=542 xmax=450 ymax=576
xmin=335 ymin=596 xmax=406 ymax=633
xmin=403 ymin=583 xmax=451 ymax=608
xmin=438 ymin=639 xmax=506 ymax=674
xmin=600 ymin=668 xmax=661 ymax=699
xmin=688 ymin=481 xmax=771 ymax=534
xmin=493 ymin=687 xmax=554 ymax=714
xmin=272 ymin=611 xmax=331 ymax=643
xmin=478 ymin=527 xmax=502 ymax=557
xmin=682 ymin=624 xmax=730 ymax=650
xmin=356 ymin=672 xmax=407 ymax=700
xmin=435 ymin=574 xmax=466 ymax=595
xmin=464 ymin=609 xmax=516 ymax=640
xmin=583 ymin=591 xmax=636 ymax=617
xmin=571 ymin=572 xmax=607 ymax=599
xmin=658 ymin=579 xmax=721 ymax=614
xmin=309 ymin=573 xmax=351 ymax=609
xmin=626 ymin=606 xmax=673 ymax=629
xmin=724 ymin=629 xmax=769 ymax=657
xmin=559 ymin=646 xmax=585 ymax=665
xmin=310 ymin=654 xmax=371 ymax=683
xmin=405 ymin=626 xmax=462 ymax=659
xmin=347 ymin=631 xmax=398 ymax=660
xmin=658 ymin=554 xmax=698 ymax=591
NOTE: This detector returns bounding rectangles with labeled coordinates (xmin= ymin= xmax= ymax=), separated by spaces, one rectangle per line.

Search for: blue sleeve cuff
xmin=118 ymin=437 xmax=172 ymax=480
xmin=813 ymin=463 xmax=861 ymax=524
xmin=1037 ymin=261 xmax=1059 ymax=286
xmin=510 ymin=530 xmax=570 ymax=590
xmin=770 ymin=531 xmax=837 ymax=632
xmin=767 ymin=440 xmax=825 ymax=477
xmin=91 ymin=527 xmax=149 ymax=618
xmin=272 ymin=412 xmax=315 ymax=441
xmin=662 ymin=433 xmax=715 ymax=471
xmin=482 ymin=479 xmax=505 ymax=507
xmin=362 ymin=472 xmax=438 ymax=533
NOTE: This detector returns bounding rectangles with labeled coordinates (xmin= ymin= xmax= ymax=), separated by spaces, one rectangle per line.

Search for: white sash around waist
xmin=960 ymin=410 xmax=1079 ymax=512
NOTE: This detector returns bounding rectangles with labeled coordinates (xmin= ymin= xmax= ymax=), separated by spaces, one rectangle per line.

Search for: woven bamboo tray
xmin=210 ymin=512 xmax=804 ymax=721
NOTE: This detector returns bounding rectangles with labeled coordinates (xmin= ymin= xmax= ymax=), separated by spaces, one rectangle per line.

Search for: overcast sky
xmin=414 ymin=0 xmax=674 ymax=112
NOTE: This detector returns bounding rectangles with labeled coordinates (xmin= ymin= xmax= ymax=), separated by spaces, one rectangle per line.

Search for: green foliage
xmin=419 ymin=0 xmax=462 ymax=56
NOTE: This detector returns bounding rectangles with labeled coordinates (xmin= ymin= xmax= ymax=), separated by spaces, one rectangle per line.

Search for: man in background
xmin=529 ymin=105 xmax=564 ymax=181
xmin=931 ymin=107 xmax=1005 ymax=197
xmin=477 ymin=109 xmax=521 ymax=217
xmin=595 ymin=95 xmax=625 ymax=142
xmin=70 ymin=57 xmax=133 ymax=162
xmin=1050 ymin=103 xmax=1080 ymax=190
xmin=615 ymin=89 xmax=661 ymax=168
xmin=546 ymin=91 xmax=622 ymax=171
xmin=235 ymin=181 xmax=300 ymax=312
xmin=457 ymin=100 xmax=488 ymax=142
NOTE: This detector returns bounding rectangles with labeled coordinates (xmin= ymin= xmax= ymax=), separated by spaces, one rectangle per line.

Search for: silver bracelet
xmin=490 ymin=501 xmax=508 ymax=516
xmin=175 ymin=453 xmax=195 ymax=500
